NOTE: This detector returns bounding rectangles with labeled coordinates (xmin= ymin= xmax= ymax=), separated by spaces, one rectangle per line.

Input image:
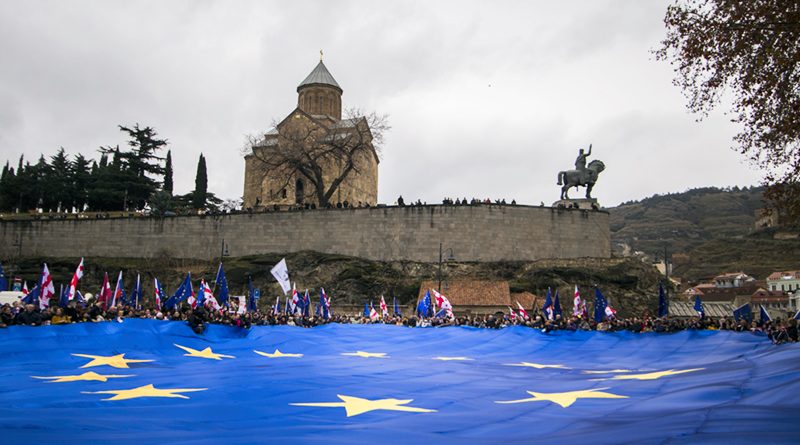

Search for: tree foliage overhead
xmin=245 ymin=108 xmax=389 ymax=208
xmin=0 ymin=123 xmax=176 ymax=213
xmin=655 ymin=0 xmax=800 ymax=222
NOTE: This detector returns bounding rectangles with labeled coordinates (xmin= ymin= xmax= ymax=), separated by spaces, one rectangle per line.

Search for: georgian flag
xmin=22 ymin=281 xmax=28 ymax=295
xmin=290 ymin=284 xmax=299 ymax=313
xmin=516 ymin=301 xmax=529 ymax=320
xmin=379 ymin=295 xmax=389 ymax=317
xmin=432 ymin=289 xmax=453 ymax=311
xmin=110 ymin=271 xmax=125 ymax=309
xmin=369 ymin=302 xmax=379 ymax=320
xmin=67 ymin=257 xmax=84 ymax=301
xmin=605 ymin=304 xmax=617 ymax=318
xmin=202 ymin=280 xmax=221 ymax=310
xmin=39 ymin=263 xmax=55 ymax=309
xmin=187 ymin=280 xmax=197 ymax=309
xmin=573 ymin=285 xmax=583 ymax=317
xmin=154 ymin=277 xmax=165 ymax=309
xmin=99 ymin=272 xmax=112 ymax=310
xmin=508 ymin=306 xmax=518 ymax=321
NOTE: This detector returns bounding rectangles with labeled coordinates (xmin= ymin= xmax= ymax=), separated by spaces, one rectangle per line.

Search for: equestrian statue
xmin=557 ymin=144 xmax=605 ymax=200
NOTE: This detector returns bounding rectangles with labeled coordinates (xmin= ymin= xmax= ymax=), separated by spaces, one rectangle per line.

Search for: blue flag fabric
xmin=129 ymin=275 xmax=141 ymax=309
xmin=542 ymin=288 xmax=553 ymax=319
xmin=215 ymin=263 xmax=230 ymax=307
xmin=760 ymin=305 xmax=772 ymax=322
xmin=21 ymin=284 xmax=39 ymax=306
xmin=0 ymin=262 xmax=7 ymax=291
xmin=417 ymin=290 xmax=432 ymax=318
xmin=795 ymin=310 xmax=800 ymax=321
xmin=593 ymin=287 xmax=608 ymax=322
xmin=553 ymin=289 xmax=562 ymax=318
xmin=320 ymin=288 xmax=330 ymax=320
xmin=303 ymin=290 xmax=310 ymax=317
xmin=657 ymin=282 xmax=669 ymax=318
xmin=363 ymin=302 xmax=370 ymax=317
xmin=155 ymin=279 xmax=166 ymax=310
xmin=694 ymin=295 xmax=705 ymax=319
xmin=165 ymin=273 xmax=192 ymax=310
xmin=394 ymin=297 xmax=401 ymax=317
xmin=1 ymin=320 xmax=799 ymax=444
xmin=733 ymin=303 xmax=752 ymax=322
xmin=58 ymin=285 xmax=69 ymax=308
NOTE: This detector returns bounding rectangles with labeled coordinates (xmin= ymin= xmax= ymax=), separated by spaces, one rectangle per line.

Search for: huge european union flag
xmin=1 ymin=320 xmax=799 ymax=444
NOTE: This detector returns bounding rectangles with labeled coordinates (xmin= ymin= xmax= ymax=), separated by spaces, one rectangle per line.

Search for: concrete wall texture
xmin=0 ymin=205 xmax=610 ymax=262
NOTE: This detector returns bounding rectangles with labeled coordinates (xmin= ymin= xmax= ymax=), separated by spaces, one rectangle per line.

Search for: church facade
xmin=242 ymin=61 xmax=379 ymax=209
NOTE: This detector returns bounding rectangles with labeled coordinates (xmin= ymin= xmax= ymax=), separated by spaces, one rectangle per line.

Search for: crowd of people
xmin=1 ymin=299 xmax=796 ymax=345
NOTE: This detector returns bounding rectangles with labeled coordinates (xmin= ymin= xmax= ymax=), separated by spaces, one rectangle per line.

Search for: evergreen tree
xmin=0 ymin=161 xmax=13 ymax=211
xmin=48 ymin=147 xmax=72 ymax=212
xmin=163 ymin=150 xmax=173 ymax=195
xmin=192 ymin=153 xmax=208 ymax=209
xmin=71 ymin=154 xmax=92 ymax=211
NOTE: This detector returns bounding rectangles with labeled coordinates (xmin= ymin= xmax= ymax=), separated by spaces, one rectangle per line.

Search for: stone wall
xmin=0 ymin=205 xmax=610 ymax=262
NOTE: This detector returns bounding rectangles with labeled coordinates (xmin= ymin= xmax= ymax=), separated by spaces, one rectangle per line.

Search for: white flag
xmin=270 ymin=258 xmax=291 ymax=295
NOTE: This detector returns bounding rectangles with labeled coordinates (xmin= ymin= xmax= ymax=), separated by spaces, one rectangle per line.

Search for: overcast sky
xmin=0 ymin=0 xmax=763 ymax=207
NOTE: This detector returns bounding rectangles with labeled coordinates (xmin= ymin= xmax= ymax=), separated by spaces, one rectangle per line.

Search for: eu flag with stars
xmin=215 ymin=263 xmax=230 ymax=307
xmin=164 ymin=273 xmax=192 ymax=310
xmin=593 ymin=287 xmax=608 ymax=322
xmin=1 ymin=320 xmax=799 ymax=444
xmin=0 ymin=262 xmax=8 ymax=291
xmin=733 ymin=303 xmax=752 ymax=322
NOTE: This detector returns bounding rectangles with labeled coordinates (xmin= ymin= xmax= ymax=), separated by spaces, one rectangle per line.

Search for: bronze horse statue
xmin=557 ymin=159 xmax=605 ymax=200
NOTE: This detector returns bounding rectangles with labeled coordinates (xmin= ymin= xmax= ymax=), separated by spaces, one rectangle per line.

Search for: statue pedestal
xmin=552 ymin=199 xmax=600 ymax=210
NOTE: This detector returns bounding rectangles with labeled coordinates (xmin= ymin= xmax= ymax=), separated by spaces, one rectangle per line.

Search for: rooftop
xmin=298 ymin=61 xmax=342 ymax=92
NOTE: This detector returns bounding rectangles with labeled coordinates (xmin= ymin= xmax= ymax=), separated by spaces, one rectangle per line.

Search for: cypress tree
xmin=163 ymin=150 xmax=173 ymax=195
xmin=192 ymin=153 xmax=207 ymax=209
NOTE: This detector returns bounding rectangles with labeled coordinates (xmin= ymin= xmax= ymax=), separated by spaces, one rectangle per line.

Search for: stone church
xmin=242 ymin=60 xmax=379 ymax=209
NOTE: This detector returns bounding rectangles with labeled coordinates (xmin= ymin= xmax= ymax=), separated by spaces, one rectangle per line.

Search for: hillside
xmin=609 ymin=186 xmax=766 ymax=256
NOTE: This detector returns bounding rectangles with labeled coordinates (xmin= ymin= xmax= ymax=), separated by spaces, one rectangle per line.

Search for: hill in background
xmin=608 ymin=186 xmax=800 ymax=283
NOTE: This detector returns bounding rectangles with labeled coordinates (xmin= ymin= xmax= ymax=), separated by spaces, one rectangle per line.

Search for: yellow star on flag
xmin=433 ymin=356 xmax=473 ymax=361
xmin=505 ymin=362 xmax=571 ymax=369
xmin=174 ymin=344 xmax=235 ymax=360
xmin=291 ymin=394 xmax=436 ymax=417
xmin=341 ymin=351 xmax=387 ymax=358
xmin=83 ymin=383 xmax=207 ymax=401
xmin=603 ymin=368 xmax=704 ymax=381
xmin=31 ymin=371 xmax=134 ymax=383
xmin=72 ymin=353 xmax=154 ymax=369
xmin=254 ymin=349 xmax=303 ymax=358
xmin=495 ymin=387 xmax=628 ymax=408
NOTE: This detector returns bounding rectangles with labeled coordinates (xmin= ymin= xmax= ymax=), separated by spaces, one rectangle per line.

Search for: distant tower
xmin=297 ymin=60 xmax=342 ymax=120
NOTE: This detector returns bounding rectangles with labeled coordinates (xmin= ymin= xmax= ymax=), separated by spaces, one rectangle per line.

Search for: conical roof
xmin=297 ymin=61 xmax=342 ymax=92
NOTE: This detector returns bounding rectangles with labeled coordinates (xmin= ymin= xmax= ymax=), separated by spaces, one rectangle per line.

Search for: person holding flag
xmin=694 ymin=295 xmax=705 ymax=319
xmin=38 ymin=263 xmax=56 ymax=311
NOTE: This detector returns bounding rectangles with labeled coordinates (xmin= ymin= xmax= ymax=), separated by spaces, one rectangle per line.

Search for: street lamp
xmin=221 ymin=238 xmax=230 ymax=260
xmin=437 ymin=242 xmax=455 ymax=293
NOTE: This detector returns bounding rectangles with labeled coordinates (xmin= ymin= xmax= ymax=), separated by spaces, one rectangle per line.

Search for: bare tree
xmin=243 ymin=108 xmax=389 ymax=208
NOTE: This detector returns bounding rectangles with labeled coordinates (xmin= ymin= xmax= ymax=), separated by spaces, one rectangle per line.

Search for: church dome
xmin=297 ymin=61 xmax=342 ymax=93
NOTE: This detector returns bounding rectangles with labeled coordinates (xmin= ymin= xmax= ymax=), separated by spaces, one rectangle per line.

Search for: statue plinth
xmin=552 ymin=198 xmax=600 ymax=210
